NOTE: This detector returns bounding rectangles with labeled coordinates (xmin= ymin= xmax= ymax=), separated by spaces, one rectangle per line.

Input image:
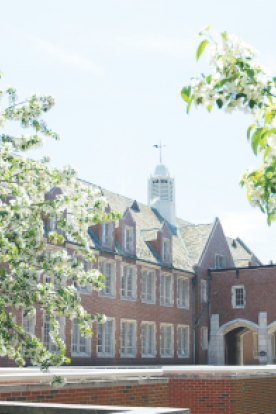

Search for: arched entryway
xmin=220 ymin=319 xmax=259 ymax=366
xmin=208 ymin=314 xmax=268 ymax=366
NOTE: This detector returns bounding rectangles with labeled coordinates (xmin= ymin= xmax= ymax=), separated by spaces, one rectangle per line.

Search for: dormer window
xmin=103 ymin=222 xmax=112 ymax=247
xmin=215 ymin=254 xmax=225 ymax=269
xmin=163 ymin=239 xmax=171 ymax=262
xmin=125 ymin=227 xmax=133 ymax=253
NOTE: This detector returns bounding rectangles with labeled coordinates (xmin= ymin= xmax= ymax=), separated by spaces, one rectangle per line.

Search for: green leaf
xmin=196 ymin=40 xmax=209 ymax=61
xmin=206 ymin=104 xmax=212 ymax=113
xmin=0 ymin=268 xmax=5 ymax=278
xmin=180 ymin=86 xmax=191 ymax=103
xmin=216 ymin=99 xmax=223 ymax=109
xmin=236 ymin=93 xmax=247 ymax=100
xmin=247 ymin=124 xmax=256 ymax=141
xmin=221 ymin=32 xmax=227 ymax=40
xmin=251 ymin=128 xmax=262 ymax=155
xmin=247 ymin=69 xmax=255 ymax=78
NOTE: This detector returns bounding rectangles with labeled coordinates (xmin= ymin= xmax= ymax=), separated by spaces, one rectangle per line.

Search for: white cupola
xmin=148 ymin=162 xmax=176 ymax=226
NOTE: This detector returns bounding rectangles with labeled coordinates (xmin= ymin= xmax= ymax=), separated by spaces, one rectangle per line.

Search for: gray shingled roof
xmin=79 ymin=179 xmax=261 ymax=272
xmin=227 ymin=237 xmax=262 ymax=267
xmin=178 ymin=224 xmax=213 ymax=264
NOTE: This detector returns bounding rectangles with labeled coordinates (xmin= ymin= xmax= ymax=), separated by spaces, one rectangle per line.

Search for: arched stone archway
xmin=208 ymin=313 xmax=268 ymax=366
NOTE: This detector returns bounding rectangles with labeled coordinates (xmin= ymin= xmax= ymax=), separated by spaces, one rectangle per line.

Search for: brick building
xmin=13 ymin=161 xmax=276 ymax=367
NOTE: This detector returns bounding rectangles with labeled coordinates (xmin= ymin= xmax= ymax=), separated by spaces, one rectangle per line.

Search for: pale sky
xmin=1 ymin=0 xmax=275 ymax=263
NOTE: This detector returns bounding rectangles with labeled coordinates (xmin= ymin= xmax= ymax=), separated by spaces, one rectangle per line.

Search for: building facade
xmin=6 ymin=161 xmax=276 ymax=367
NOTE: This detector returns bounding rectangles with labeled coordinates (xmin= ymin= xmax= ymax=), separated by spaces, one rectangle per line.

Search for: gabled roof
xmin=227 ymin=237 xmax=262 ymax=267
xmin=178 ymin=223 xmax=213 ymax=264
xmin=79 ymin=179 xmax=262 ymax=272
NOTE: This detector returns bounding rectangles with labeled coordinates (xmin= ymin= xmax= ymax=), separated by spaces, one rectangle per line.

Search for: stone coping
xmin=0 ymin=365 xmax=276 ymax=385
xmin=0 ymin=377 xmax=168 ymax=393
xmin=0 ymin=402 xmax=190 ymax=414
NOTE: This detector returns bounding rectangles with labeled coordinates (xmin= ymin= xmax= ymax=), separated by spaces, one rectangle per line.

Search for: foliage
xmin=180 ymin=27 xmax=276 ymax=224
xmin=0 ymin=74 xmax=120 ymax=379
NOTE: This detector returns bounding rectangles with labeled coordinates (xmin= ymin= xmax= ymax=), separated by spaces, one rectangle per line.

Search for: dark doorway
xmin=224 ymin=327 xmax=245 ymax=365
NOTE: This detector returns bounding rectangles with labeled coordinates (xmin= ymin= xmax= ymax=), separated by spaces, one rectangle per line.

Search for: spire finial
xmin=153 ymin=141 xmax=166 ymax=163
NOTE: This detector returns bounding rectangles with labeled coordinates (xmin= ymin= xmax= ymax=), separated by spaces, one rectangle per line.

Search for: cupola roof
xmin=154 ymin=163 xmax=169 ymax=177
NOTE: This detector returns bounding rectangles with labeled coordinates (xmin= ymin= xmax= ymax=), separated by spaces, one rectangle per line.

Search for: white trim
xmin=120 ymin=263 xmax=137 ymax=301
xmin=231 ymin=285 xmax=246 ymax=309
xmin=141 ymin=268 xmax=156 ymax=304
xmin=97 ymin=317 xmax=115 ymax=358
xmin=160 ymin=272 xmax=173 ymax=307
xmin=125 ymin=226 xmax=134 ymax=254
xmin=160 ymin=323 xmax=174 ymax=358
xmin=120 ymin=319 xmax=137 ymax=358
xmin=177 ymin=325 xmax=189 ymax=358
xmin=98 ymin=257 xmax=116 ymax=298
xmin=177 ymin=275 xmax=189 ymax=309
xmin=141 ymin=321 xmax=156 ymax=358
xmin=71 ymin=318 xmax=91 ymax=357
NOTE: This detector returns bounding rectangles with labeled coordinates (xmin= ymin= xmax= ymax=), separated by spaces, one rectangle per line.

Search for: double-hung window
xmin=72 ymin=319 xmax=90 ymax=356
xmin=98 ymin=319 xmax=114 ymax=357
xmin=163 ymin=239 xmax=171 ymax=262
xmin=121 ymin=266 xmax=136 ymax=300
xmin=50 ymin=214 xmax=63 ymax=235
xmin=121 ymin=320 xmax=136 ymax=357
xmin=99 ymin=260 xmax=115 ymax=297
xmin=232 ymin=285 xmax=246 ymax=308
xmin=202 ymin=327 xmax=208 ymax=350
xmin=142 ymin=270 xmax=155 ymax=303
xmin=160 ymin=273 xmax=173 ymax=306
xmin=201 ymin=280 xmax=207 ymax=303
xmin=22 ymin=312 xmax=35 ymax=335
xmin=103 ymin=223 xmax=112 ymax=247
xmin=160 ymin=324 xmax=173 ymax=357
xmin=141 ymin=322 xmax=155 ymax=357
xmin=215 ymin=254 xmax=225 ymax=269
xmin=177 ymin=277 xmax=189 ymax=308
xmin=43 ymin=315 xmax=64 ymax=353
xmin=177 ymin=325 xmax=189 ymax=357
xmin=125 ymin=227 xmax=133 ymax=253
xmin=74 ymin=257 xmax=90 ymax=293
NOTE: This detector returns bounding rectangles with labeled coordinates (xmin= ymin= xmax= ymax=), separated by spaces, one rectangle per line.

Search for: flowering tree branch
xmin=0 ymin=74 xmax=121 ymax=383
xmin=180 ymin=26 xmax=276 ymax=225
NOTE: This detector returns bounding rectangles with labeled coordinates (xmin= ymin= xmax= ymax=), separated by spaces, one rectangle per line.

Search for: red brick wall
xmin=195 ymin=219 xmax=235 ymax=365
xmin=0 ymin=382 xmax=169 ymax=407
xmin=210 ymin=266 xmax=276 ymax=326
xmin=3 ymin=376 xmax=276 ymax=413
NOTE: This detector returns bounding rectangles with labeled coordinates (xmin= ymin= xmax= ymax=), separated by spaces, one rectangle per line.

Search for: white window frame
xmin=103 ymin=222 xmax=112 ymax=247
xmin=163 ymin=238 xmax=171 ymax=263
xmin=202 ymin=327 xmax=208 ymax=350
xmin=73 ymin=257 xmax=92 ymax=294
xmin=177 ymin=325 xmax=189 ymax=358
xmin=231 ymin=285 xmax=246 ymax=309
xmin=177 ymin=276 xmax=189 ymax=309
xmin=215 ymin=254 xmax=225 ymax=269
xmin=201 ymin=280 xmax=207 ymax=303
xmin=98 ymin=258 xmax=116 ymax=298
xmin=160 ymin=273 xmax=173 ymax=306
xmin=120 ymin=319 xmax=136 ymax=358
xmin=97 ymin=318 xmax=115 ymax=358
xmin=71 ymin=318 xmax=91 ymax=357
xmin=141 ymin=268 xmax=156 ymax=304
xmin=22 ymin=311 xmax=36 ymax=335
xmin=141 ymin=322 xmax=156 ymax=358
xmin=121 ymin=263 xmax=137 ymax=301
xmin=125 ymin=226 xmax=134 ymax=253
xmin=160 ymin=323 xmax=174 ymax=358
xmin=42 ymin=312 xmax=65 ymax=353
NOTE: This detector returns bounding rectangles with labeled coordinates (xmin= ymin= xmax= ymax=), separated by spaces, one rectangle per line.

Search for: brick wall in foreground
xmin=2 ymin=375 xmax=276 ymax=413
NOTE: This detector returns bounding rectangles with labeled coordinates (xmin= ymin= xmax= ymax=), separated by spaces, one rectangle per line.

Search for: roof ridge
xmin=236 ymin=237 xmax=262 ymax=265
xmin=178 ymin=223 xmax=213 ymax=229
